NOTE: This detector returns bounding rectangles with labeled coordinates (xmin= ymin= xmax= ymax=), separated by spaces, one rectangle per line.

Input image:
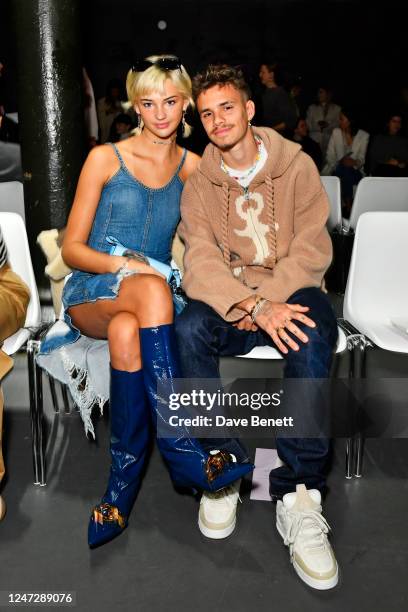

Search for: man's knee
xmin=289 ymin=288 xmax=338 ymax=351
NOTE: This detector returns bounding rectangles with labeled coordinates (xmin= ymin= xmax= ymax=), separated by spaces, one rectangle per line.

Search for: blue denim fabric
xmin=334 ymin=163 xmax=363 ymax=200
xmin=39 ymin=145 xmax=187 ymax=356
xmin=40 ymin=311 xmax=80 ymax=354
xmin=63 ymin=144 xmax=186 ymax=310
xmin=175 ymin=287 xmax=338 ymax=497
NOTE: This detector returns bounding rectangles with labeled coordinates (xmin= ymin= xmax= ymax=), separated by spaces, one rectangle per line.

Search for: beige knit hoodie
xmin=179 ymin=126 xmax=332 ymax=322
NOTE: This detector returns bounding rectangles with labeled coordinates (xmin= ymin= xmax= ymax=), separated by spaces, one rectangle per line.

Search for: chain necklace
xmin=220 ymin=135 xmax=262 ymax=181
xmin=142 ymin=131 xmax=177 ymax=146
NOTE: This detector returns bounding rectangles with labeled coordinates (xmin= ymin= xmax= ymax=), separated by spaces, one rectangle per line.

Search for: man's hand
xmin=233 ymin=314 xmax=258 ymax=332
xmin=254 ymin=300 xmax=316 ymax=354
xmin=341 ymin=156 xmax=357 ymax=168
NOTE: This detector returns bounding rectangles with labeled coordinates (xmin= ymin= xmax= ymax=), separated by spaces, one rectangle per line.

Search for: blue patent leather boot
xmin=88 ymin=367 xmax=149 ymax=548
xmin=139 ymin=324 xmax=254 ymax=492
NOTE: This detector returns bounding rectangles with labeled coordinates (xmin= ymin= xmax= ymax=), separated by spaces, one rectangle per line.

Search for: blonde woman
xmin=58 ymin=55 xmax=252 ymax=548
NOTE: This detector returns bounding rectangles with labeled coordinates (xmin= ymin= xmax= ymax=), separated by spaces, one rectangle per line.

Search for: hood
xmin=197 ymin=126 xmax=302 ymax=187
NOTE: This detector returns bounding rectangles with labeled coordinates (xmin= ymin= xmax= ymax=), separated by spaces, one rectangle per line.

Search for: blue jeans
xmin=175 ymin=287 xmax=338 ymax=498
xmin=334 ymin=163 xmax=363 ymax=201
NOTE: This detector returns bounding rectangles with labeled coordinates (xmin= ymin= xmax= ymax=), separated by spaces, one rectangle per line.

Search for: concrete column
xmin=11 ymin=0 xmax=84 ymax=283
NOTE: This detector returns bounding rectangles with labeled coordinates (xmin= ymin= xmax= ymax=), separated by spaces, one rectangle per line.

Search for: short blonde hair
xmin=126 ymin=54 xmax=193 ymax=137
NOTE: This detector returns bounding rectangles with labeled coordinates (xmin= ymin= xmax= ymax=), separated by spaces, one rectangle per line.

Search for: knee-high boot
xmin=139 ymin=324 xmax=254 ymax=492
xmin=88 ymin=367 xmax=150 ymax=548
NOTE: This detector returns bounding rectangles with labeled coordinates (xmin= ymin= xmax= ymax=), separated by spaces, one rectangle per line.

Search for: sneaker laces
xmin=284 ymin=508 xmax=331 ymax=560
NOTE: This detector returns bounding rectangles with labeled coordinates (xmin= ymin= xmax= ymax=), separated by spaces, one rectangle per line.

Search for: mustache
xmin=212 ymin=124 xmax=233 ymax=134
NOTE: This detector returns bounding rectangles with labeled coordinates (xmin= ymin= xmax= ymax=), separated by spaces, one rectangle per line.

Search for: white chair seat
xmin=0 ymin=180 xmax=25 ymax=221
xmin=345 ymin=321 xmax=408 ymax=353
xmin=321 ymin=176 xmax=342 ymax=232
xmin=344 ymin=212 xmax=408 ymax=354
xmin=346 ymin=177 xmax=408 ymax=232
xmin=237 ymin=326 xmax=347 ymax=359
xmin=2 ymin=328 xmax=31 ymax=356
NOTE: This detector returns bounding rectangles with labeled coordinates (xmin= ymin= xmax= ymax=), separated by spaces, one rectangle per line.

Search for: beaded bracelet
xmin=250 ymin=297 xmax=268 ymax=323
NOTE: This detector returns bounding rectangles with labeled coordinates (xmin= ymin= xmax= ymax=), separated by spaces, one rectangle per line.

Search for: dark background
xmin=1 ymin=0 xmax=406 ymax=133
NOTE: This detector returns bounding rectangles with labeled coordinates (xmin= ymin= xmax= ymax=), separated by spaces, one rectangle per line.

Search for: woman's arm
xmin=62 ymin=146 xmax=158 ymax=276
xmin=321 ymin=129 xmax=338 ymax=175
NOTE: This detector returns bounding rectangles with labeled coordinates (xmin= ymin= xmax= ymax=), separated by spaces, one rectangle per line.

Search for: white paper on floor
xmin=250 ymin=447 xmax=278 ymax=501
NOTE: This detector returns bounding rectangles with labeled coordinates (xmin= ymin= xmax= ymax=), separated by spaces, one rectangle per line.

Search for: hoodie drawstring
xmin=221 ymin=182 xmax=231 ymax=267
xmin=265 ymin=175 xmax=277 ymax=268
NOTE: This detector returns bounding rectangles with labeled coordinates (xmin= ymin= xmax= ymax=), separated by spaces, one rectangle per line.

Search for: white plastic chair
xmin=343 ymin=176 xmax=408 ymax=232
xmin=0 ymin=212 xmax=44 ymax=484
xmin=321 ymin=176 xmax=342 ymax=232
xmin=344 ymin=211 xmax=408 ymax=352
xmin=341 ymin=211 xmax=408 ymax=476
xmin=0 ymin=181 xmax=26 ymax=222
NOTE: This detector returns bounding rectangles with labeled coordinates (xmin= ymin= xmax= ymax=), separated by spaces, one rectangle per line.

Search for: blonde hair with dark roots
xmin=126 ymin=54 xmax=193 ymax=137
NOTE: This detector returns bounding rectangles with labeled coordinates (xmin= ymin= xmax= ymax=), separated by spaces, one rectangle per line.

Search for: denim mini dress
xmin=41 ymin=143 xmax=187 ymax=355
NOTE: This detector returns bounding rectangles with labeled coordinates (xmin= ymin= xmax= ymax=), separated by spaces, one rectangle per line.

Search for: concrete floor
xmin=1 ymin=307 xmax=408 ymax=611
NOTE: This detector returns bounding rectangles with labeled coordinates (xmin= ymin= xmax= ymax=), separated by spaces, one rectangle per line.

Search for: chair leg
xmin=352 ymin=342 xmax=366 ymax=478
xmin=60 ymin=383 xmax=70 ymax=414
xmin=342 ymin=326 xmax=369 ymax=479
xmin=35 ymin=351 xmax=46 ymax=485
xmin=354 ymin=434 xmax=364 ymax=477
xmin=48 ymin=374 xmax=59 ymax=413
xmin=345 ymin=437 xmax=355 ymax=479
xmin=27 ymin=339 xmax=46 ymax=486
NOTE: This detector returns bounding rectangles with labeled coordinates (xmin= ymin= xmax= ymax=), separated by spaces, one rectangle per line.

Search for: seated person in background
xmin=306 ymin=85 xmax=341 ymax=157
xmin=96 ymin=78 xmax=125 ymax=144
xmin=367 ymin=112 xmax=408 ymax=176
xmin=108 ymin=112 xmax=134 ymax=143
xmin=258 ymin=62 xmax=297 ymax=137
xmin=322 ymin=106 xmax=369 ymax=214
xmin=292 ymin=116 xmax=322 ymax=171
xmin=0 ymin=224 xmax=30 ymax=521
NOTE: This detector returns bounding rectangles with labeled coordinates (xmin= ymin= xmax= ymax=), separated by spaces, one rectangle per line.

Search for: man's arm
xmin=255 ymin=153 xmax=333 ymax=303
xmin=179 ymin=175 xmax=255 ymax=321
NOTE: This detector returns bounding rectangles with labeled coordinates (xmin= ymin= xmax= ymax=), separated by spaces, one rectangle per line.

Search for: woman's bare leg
xmin=68 ymin=274 xmax=173 ymax=370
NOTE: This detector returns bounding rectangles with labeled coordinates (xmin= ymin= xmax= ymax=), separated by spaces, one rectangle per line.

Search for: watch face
xmin=123 ymin=249 xmax=148 ymax=264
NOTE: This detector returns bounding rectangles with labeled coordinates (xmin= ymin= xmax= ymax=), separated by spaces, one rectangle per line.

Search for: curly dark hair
xmin=192 ymin=64 xmax=251 ymax=102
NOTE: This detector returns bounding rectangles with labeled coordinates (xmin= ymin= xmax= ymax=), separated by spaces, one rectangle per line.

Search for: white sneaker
xmin=198 ymin=479 xmax=241 ymax=539
xmin=276 ymin=484 xmax=338 ymax=590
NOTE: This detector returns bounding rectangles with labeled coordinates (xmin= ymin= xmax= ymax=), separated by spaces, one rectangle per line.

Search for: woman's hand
xmin=112 ymin=256 xmax=166 ymax=279
xmin=341 ymin=156 xmax=356 ymax=167
xmin=253 ymin=301 xmax=316 ymax=354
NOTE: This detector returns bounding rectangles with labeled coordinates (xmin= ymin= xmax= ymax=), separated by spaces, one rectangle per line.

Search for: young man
xmin=175 ymin=65 xmax=339 ymax=590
